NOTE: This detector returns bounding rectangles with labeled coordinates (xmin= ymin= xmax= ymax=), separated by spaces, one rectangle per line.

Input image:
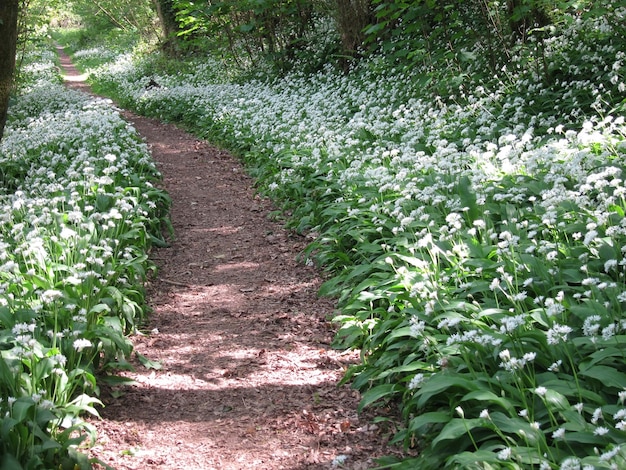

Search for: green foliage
xmin=172 ymin=0 xmax=337 ymax=72
xmin=67 ymin=0 xmax=157 ymax=38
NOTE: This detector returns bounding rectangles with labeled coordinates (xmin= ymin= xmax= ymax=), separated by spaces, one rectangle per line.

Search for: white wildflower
xmin=408 ymin=374 xmax=425 ymax=390
xmin=497 ymin=447 xmax=512 ymax=460
xmin=594 ymin=426 xmax=609 ymax=436
xmin=73 ymin=338 xmax=93 ymax=352
xmin=591 ymin=407 xmax=603 ymax=424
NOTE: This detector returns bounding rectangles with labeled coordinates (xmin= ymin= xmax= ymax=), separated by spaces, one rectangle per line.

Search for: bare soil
xmin=56 ymin=47 xmax=402 ymax=469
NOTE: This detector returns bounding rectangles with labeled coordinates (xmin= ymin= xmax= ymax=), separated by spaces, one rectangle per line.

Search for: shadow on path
xmin=54 ymin=45 xmax=398 ymax=470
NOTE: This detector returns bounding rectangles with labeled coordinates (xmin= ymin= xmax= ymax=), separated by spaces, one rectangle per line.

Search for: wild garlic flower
xmin=591 ymin=407 xmax=603 ymax=424
xmin=559 ymin=457 xmax=581 ymax=470
xmin=407 ymin=374 xmax=425 ymax=390
xmin=73 ymin=338 xmax=93 ymax=352
xmin=546 ymin=323 xmax=573 ymax=345
xmin=594 ymin=426 xmax=609 ymax=436
xmin=409 ymin=317 xmax=426 ymax=337
xmin=497 ymin=447 xmax=512 ymax=460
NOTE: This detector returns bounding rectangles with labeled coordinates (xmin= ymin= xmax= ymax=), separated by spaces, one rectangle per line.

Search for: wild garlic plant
xmin=0 ymin=45 xmax=170 ymax=468
xmin=68 ymin=7 xmax=626 ymax=469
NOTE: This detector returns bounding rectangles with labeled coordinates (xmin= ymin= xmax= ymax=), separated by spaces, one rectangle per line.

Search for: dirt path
xmin=55 ymin=47 xmax=396 ymax=469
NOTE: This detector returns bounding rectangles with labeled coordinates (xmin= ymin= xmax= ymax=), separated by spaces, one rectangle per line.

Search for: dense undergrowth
xmin=0 ymin=42 xmax=170 ymax=468
xmin=55 ymin=8 xmax=626 ymax=469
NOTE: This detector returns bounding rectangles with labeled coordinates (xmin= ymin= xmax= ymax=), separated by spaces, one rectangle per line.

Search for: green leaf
xmin=407 ymin=411 xmax=451 ymax=434
xmin=377 ymin=361 xmax=431 ymax=380
xmin=0 ymin=306 xmax=14 ymax=328
xmin=580 ymin=347 xmax=625 ymax=369
xmin=89 ymin=303 xmax=111 ymax=315
xmin=95 ymin=194 xmax=114 ymax=212
xmin=489 ymin=412 xmax=539 ymax=442
xmin=579 ymin=365 xmax=626 ymax=389
xmin=447 ymin=450 xmax=501 ymax=468
xmin=66 ymin=394 xmax=103 ymax=418
xmin=543 ymin=388 xmax=571 ymax=412
xmin=68 ymin=447 xmax=95 ymax=470
xmin=11 ymin=399 xmax=34 ymax=422
xmin=149 ymin=233 xmax=170 ymax=247
xmin=461 ymin=389 xmax=516 ymax=415
xmin=432 ymin=418 xmax=482 ymax=448
xmin=0 ymin=453 xmax=23 ymax=470
xmin=457 ymin=175 xmax=479 ymax=221
xmin=563 ymin=431 xmax=607 ymax=445
xmin=383 ymin=326 xmax=413 ymax=342
xmin=1 ymin=417 xmax=18 ymax=440
xmin=416 ymin=374 xmax=479 ymax=408
xmin=137 ymin=353 xmax=162 ymax=370
xmin=358 ymin=384 xmax=399 ymax=412
xmin=40 ymin=437 xmax=62 ymax=451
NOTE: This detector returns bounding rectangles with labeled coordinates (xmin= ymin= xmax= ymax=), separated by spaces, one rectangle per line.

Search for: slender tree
xmin=0 ymin=0 xmax=19 ymax=141
xmin=153 ymin=0 xmax=180 ymax=55
xmin=335 ymin=0 xmax=373 ymax=59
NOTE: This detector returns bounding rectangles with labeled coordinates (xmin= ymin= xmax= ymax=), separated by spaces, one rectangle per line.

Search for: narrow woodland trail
xmin=56 ymin=48 xmax=396 ymax=469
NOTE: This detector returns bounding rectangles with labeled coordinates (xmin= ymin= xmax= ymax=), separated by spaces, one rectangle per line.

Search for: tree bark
xmin=0 ymin=0 xmax=19 ymax=141
xmin=334 ymin=0 xmax=373 ymax=69
xmin=153 ymin=0 xmax=180 ymax=56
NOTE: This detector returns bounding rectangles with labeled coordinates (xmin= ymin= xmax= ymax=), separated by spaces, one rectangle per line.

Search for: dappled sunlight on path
xmin=55 ymin=45 xmax=89 ymax=83
xmin=54 ymin=47 xmax=397 ymax=469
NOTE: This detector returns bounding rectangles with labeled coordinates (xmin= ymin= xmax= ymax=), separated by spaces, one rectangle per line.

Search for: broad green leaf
xmin=447 ymin=450 xmax=502 ymax=468
xmin=579 ymin=365 xmax=626 ymax=389
xmin=543 ymin=389 xmax=571 ymax=412
xmin=416 ymin=374 xmax=479 ymax=408
xmin=39 ymin=436 xmax=62 ymax=451
xmin=67 ymin=394 xmax=103 ymax=418
xmin=67 ymin=447 xmax=94 ymax=470
xmin=432 ymin=418 xmax=482 ymax=447
xmin=0 ymin=306 xmax=14 ymax=328
xmin=89 ymin=303 xmax=111 ymax=315
xmin=580 ymin=347 xmax=625 ymax=369
xmin=383 ymin=326 xmax=413 ymax=342
xmin=95 ymin=194 xmax=113 ymax=212
xmin=461 ymin=390 xmax=516 ymax=415
xmin=1 ymin=417 xmax=18 ymax=439
xmin=457 ymin=175 xmax=479 ymax=221
xmin=358 ymin=384 xmax=399 ymax=412
xmin=0 ymin=453 xmax=22 ymax=470
xmin=562 ymin=431 xmax=606 ymax=445
xmin=11 ymin=399 xmax=34 ymax=422
xmin=407 ymin=411 xmax=451 ymax=433
xmin=513 ymin=446 xmax=545 ymax=465
xmin=489 ymin=412 xmax=539 ymax=442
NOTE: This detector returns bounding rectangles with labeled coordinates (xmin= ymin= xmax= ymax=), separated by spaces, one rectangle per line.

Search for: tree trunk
xmin=153 ymin=0 xmax=180 ymax=55
xmin=334 ymin=0 xmax=373 ymax=69
xmin=507 ymin=0 xmax=551 ymax=41
xmin=0 ymin=0 xmax=19 ymax=141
